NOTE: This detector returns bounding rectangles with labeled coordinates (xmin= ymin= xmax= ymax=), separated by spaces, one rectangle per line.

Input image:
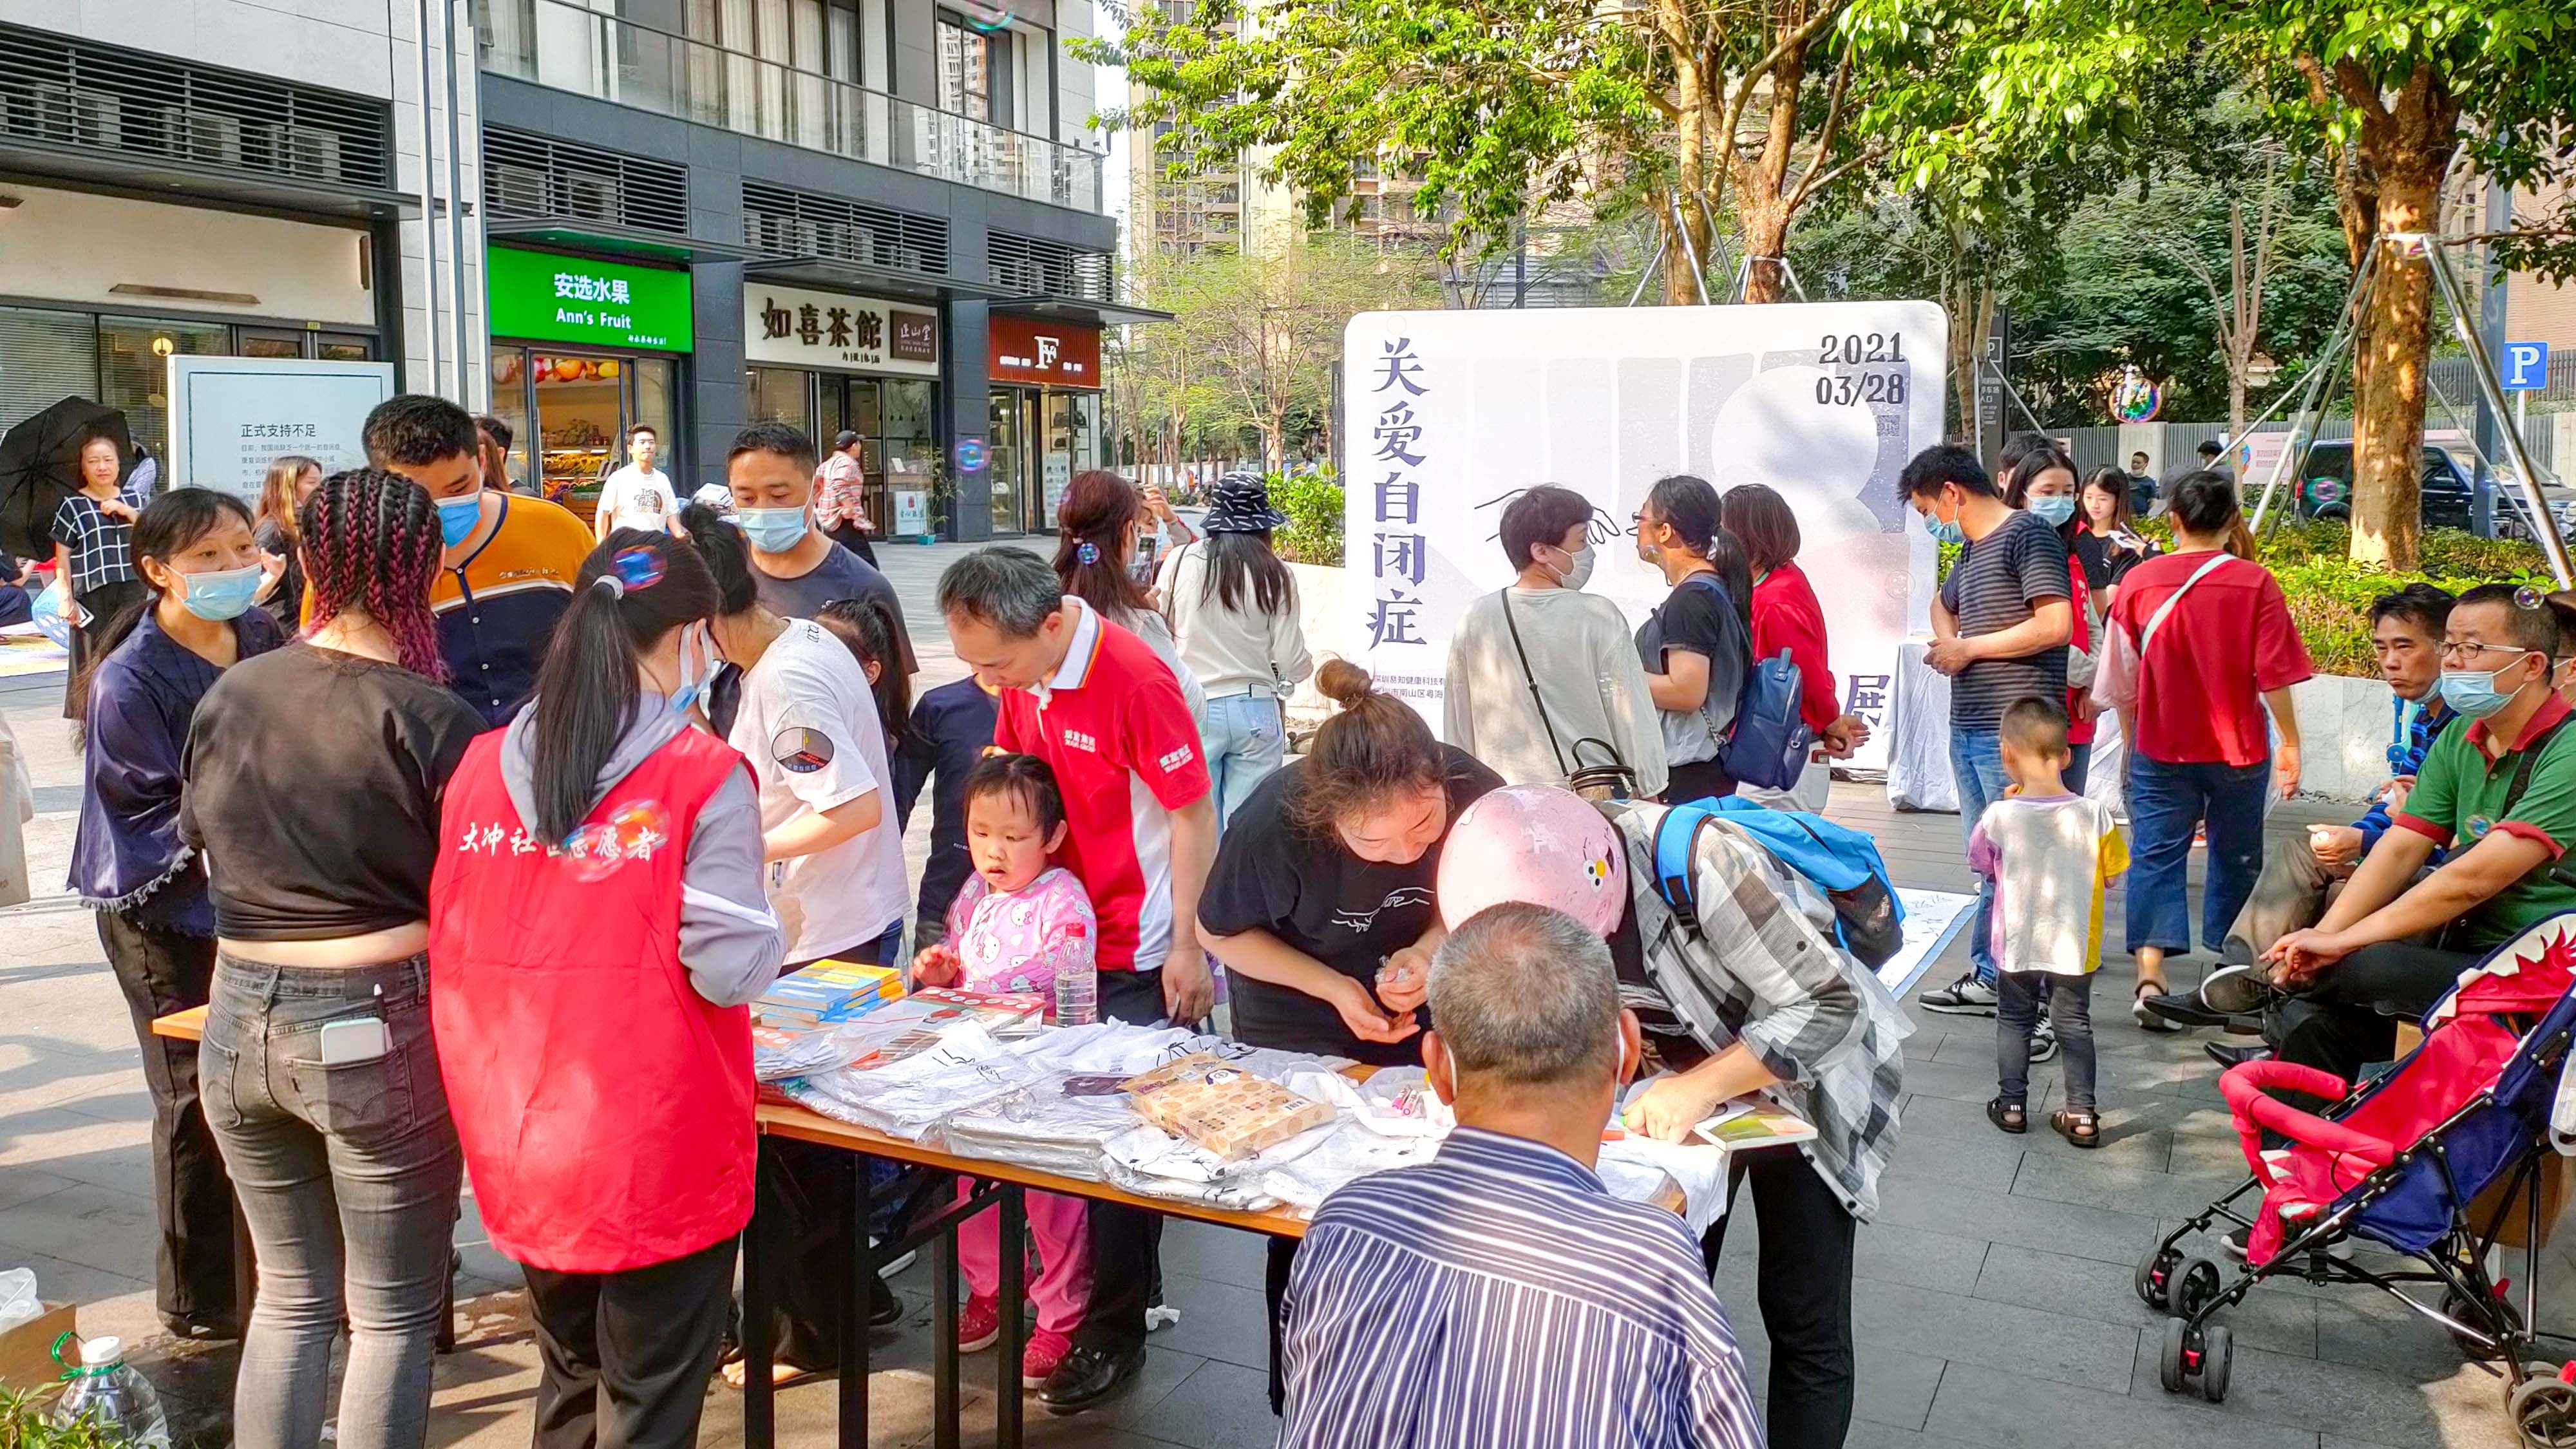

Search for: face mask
xmin=670 ymin=623 xmax=713 ymax=715
xmin=178 ymin=564 xmax=263 ymax=621
xmin=435 ymin=492 xmax=483 ymax=547
xmin=2029 ymin=495 xmax=2076 ymax=527
xmin=737 ymin=506 xmax=810 ymax=553
xmin=2439 ymin=658 xmax=2535 ymax=719
xmin=1550 ymin=544 xmax=1596 ymax=591
xmin=1924 ymin=510 xmax=1967 ymax=546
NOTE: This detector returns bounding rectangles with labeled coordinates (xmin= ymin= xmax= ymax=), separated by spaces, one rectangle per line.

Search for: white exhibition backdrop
xmin=1341 ymin=302 xmax=1949 ymax=772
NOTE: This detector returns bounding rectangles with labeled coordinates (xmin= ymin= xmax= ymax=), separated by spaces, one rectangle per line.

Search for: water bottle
xmin=52 ymin=1336 xmax=171 ymax=1449
xmin=1053 ymin=954 xmax=1097 ymax=1027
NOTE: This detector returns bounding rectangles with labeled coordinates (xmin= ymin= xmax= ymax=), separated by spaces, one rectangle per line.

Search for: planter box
xmin=0 ymin=1300 xmax=75 ymax=1391
xmin=2286 ymin=673 xmax=2400 ymax=804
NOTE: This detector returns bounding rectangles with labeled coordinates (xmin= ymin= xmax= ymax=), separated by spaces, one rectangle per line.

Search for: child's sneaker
xmin=1919 ymin=972 xmax=1998 ymax=1016
xmin=1021 ymin=1328 xmax=1074 ymax=1388
xmin=2029 ymin=1013 xmax=2059 ymax=1064
xmin=960 ymin=1295 xmax=1001 ymax=1353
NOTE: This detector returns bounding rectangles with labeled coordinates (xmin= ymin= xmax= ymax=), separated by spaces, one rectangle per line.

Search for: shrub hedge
xmin=1271 ymin=470 xmax=1346 ymax=567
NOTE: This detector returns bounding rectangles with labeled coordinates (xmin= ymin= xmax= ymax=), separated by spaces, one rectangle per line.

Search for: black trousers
xmin=824 ymin=522 xmax=880 ymax=567
xmin=1665 ymin=757 xmax=1736 ymax=806
xmin=2272 ymin=941 xmax=2473 ymax=1086
xmin=1700 ymin=1152 xmax=1858 ymax=1449
xmin=1073 ymin=968 xmax=1168 ymax=1357
xmin=97 ymin=910 xmax=237 ymax=1329
xmin=526 ymin=1235 xmax=738 ymax=1449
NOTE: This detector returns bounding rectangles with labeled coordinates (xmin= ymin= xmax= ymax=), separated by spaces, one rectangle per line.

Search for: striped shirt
xmin=1935 ymin=508 xmax=2070 ymax=729
xmin=1278 ymin=1128 xmax=1762 ymax=1449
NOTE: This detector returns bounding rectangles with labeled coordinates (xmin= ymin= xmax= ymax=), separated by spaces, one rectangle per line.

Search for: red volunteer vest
xmin=428 ymin=726 xmax=754 ymax=1273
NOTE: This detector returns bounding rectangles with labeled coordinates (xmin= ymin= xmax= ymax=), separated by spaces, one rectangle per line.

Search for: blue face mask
xmin=1923 ymin=507 xmax=1967 ymax=546
xmin=2029 ymin=495 xmax=2076 ymax=527
xmin=670 ymin=623 xmax=715 ymax=715
xmin=435 ymin=492 xmax=484 ymax=547
xmin=736 ymin=506 xmax=810 ymax=553
xmin=178 ymin=564 xmax=263 ymax=621
xmin=2438 ymin=657 xmax=2536 ymax=719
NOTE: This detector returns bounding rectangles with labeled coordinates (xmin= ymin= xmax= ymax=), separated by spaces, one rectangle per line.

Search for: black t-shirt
xmin=1635 ymin=574 xmax=1751 ymax=740
xmin=2071 ymin=526 xmax=2159 ymax=595
xmin=181 ymin=643 xmax=486 ymax=940
xmin=1200 ymin=744 xmax=1503 ymax=1062
xmin=1936 ymin=509 xmax=2071 ymax=730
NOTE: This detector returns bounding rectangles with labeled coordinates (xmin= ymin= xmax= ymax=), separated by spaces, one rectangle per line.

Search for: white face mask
xmin=1544 ymin=543 xmax=1596 ymax=591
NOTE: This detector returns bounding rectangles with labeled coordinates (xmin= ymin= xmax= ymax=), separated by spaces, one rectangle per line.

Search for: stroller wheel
xmin=2136 ymin=1247 xmax=2179 ymax=1311
xmin=2508 ymin=1375 xmax=2576 ymax=1448
xmin=2201 ymin=1323 xmax=2233 ymax=1404
xmin=2159 ymin=1317 xmax=2190 ymax=1394
xmin=2172 ymin=1256 xmax=2226 ymax=1320
xmin=2443 ymin=1286 xmax=2519 ymax=1361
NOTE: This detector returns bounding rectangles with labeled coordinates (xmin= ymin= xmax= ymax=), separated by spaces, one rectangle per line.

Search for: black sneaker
xmin=2029 ymin=1014 xmax=2060 ymax=1064
xmin=1919 ymin=972 xmax=1999 ymax=1016
xmin=2137 ymin=990 xmax=2228 ymax=1028
xmin=2204 ymin=1041 xmax=2270 ymax=1070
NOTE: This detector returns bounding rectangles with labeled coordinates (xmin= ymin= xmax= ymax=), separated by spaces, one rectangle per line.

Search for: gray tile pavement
xmin=3 ymin=558 xmax=2570 ymax=1448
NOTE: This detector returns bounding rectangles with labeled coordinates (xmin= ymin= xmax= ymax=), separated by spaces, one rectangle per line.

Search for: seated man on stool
xmin=2264 ymin=583 xmax=2576 ymax=1085
xmin=2142 ymin=583 xmax=2456 ymax=1060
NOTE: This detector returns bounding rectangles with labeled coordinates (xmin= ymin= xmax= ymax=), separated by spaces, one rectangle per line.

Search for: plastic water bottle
xmin=52 ymin=1336 xmax=171 ymax=1449
xmin=1054 ymin=954 xmax=1097 ymax=1027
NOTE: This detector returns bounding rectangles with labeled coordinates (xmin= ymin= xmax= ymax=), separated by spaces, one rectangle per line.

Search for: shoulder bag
xmin=1498 ymin=589 xmax=1636 ymax=800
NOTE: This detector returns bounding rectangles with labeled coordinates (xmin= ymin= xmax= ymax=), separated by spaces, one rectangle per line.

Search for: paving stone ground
xmin=6 ymin=538 xmax=2569 ymax=1448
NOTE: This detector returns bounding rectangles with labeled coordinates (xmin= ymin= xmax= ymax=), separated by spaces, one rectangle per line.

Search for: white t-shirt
xmin=598 ymin=464 xmax=677 ymax=533
xmin=728 ymin=619 xmax=907 ymax=962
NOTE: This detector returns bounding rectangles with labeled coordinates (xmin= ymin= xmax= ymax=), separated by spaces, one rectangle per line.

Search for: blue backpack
xmin=1650 ymin=796 xmax=1905 ymax=967
xmin=1678 ymin=576 xmax=1811 ymax=791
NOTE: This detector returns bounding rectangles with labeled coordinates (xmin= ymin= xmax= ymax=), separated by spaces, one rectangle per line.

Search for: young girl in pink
xmin=911 ymin=752 xmax=1095 ymax=1387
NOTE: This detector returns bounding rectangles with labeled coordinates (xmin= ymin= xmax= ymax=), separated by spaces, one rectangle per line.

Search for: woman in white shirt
xmin=1442 ymin=485 xmax=1666 ymax=799
xmin=1156 ymin=471 xmax=1314 ymax=827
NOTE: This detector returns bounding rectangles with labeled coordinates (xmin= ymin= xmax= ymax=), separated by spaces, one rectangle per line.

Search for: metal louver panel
xmin=482 ymin=127 xmax=690 ymax=236
xmin=988 ymin=232 xmax=1111 ymax=300
xmin=0 ymin=308 xmax=102 ymax=436
xmin=739 ymin=180 xmax=950 ymax=278
xmin=0 ymin=22 xmax=391 ymax=191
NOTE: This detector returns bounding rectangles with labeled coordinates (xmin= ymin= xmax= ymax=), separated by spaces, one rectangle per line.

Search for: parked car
xmin=2288 ymin=441 xmax=2476 ymax=531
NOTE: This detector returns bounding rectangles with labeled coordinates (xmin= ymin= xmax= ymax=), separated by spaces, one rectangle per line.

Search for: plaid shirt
xmin=2353 ymin=695 xmax=2454 ymax=855
xmin=52 ymin=493 xmax=136 ymax=596
xmin=813 ymin=452 xmax=868 ymax=529
xmin=1606 ymin=800 xmax=1912 ymax=1220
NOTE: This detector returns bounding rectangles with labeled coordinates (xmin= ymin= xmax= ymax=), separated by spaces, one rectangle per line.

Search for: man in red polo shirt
xmin=937 ymin=546 xmax=1217 ymax=1412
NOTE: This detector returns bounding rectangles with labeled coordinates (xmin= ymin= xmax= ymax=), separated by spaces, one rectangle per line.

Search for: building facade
xmin=475 ymin=0 xmax=1133 ymax=539
xmin=0 ymin=1 xmax=483 ymax=466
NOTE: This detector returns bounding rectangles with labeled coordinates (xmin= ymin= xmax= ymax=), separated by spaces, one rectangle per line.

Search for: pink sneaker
xmin=959 ymin=1295 xmax=1000 ymax=1353
xmin=1020 ymin=1328 xmax=1073 ymax=1388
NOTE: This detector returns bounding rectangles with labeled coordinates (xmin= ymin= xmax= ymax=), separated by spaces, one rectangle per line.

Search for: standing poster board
xmin=1342 ymin=303 xmax=1947 ymax=771
xmin=166 ymin=356 xmax=395 ymax=500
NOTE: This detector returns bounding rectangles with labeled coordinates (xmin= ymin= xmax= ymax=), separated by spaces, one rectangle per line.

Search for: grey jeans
xmin=200 ymin=954 xmax=461 ymax=1449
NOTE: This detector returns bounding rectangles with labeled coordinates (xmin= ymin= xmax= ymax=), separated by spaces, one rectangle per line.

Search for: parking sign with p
xmin=2505 ymin=341 xmax=2549 ymax=392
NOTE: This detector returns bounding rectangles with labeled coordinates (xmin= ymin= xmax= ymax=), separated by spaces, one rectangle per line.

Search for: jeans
xmin=1949 ymin=726 xmax=2009 ymax=984
xmin=97 ymin=910 xmax=237 ymax=1330
xmin=2125 ymin=753 xmax=2270 ymax=961
xmin=525 ymin=1235 xmax=737 ymax=1449
xmin=1998 ymin=971 xmax=2097 ymax=1111
xmin=2065 ymin=740 xmax=2093 ymax=797
xmin=1700 ymin=1153 xmax=1858 ymax=1449
xmin=1200 ymin=691 xmax=1287 ymax=830
xmin=200 ymin=954 xmax=462 ymax=1449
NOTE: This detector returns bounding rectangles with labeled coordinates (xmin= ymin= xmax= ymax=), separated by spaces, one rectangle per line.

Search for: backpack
xmin=1676 ymin=575 xmax=1811 ymax=791
xmin=1651 ymin=796 xmax=1904 ymax=967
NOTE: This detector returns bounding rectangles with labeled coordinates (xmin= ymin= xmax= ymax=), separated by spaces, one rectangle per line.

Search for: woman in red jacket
xmin=430 ymin=531 xmax=784 ymax=1449
xmin=1725 ymin=484 xmax=1870 ymax=810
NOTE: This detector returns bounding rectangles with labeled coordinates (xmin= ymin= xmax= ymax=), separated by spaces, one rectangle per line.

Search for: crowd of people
xmin=53 ymin=388 xmax=2573 ymax=1449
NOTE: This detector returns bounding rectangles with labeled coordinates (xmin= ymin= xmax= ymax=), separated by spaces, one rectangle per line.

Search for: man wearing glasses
xmin=2264 ymin=583 xmax=2576 ymax=1084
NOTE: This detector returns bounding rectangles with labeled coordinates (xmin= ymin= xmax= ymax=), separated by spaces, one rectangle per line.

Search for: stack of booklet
xmin=753 ymin=960 xmax=903 ymax=1029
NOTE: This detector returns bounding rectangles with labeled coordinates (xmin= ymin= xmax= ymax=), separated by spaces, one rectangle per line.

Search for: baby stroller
xmin=2136 ymin=915 xmax=2576 ymax=1446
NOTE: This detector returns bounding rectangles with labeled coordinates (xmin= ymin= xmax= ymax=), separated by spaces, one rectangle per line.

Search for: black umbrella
xmin=0 ymin=397 xmax=129 ymax=561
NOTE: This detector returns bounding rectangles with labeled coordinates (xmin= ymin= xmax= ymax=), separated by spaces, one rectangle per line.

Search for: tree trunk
xmin=1738 ymin=196 xmax=1792 ymax=305
xmin=2344 ymin=67 xmax=2457 ymax=572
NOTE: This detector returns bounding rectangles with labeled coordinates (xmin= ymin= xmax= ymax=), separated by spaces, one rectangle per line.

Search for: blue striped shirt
xmin=1278 ymin=1128 xmax=1763 ymax=1449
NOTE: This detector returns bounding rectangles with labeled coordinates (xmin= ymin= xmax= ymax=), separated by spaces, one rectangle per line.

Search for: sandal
xmin=1986 ymin=1097 xmax=2027 ymax=1135
xmin=2052 ymin=1110 xmax=2101 ymax=1149
xmin=2133 ymin=981 xmax=2182 ymax=1034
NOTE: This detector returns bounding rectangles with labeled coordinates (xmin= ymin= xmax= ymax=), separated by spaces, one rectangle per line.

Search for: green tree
xmin=1090 ymin=0 xmax=1873 ymax=307
xmin=1847 ymin=0 xmax=2576 ymax=569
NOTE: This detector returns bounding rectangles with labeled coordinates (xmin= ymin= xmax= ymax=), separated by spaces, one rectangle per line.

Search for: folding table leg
xmin=935 ymin=1213 xmax=961 ymax=1449
xmin=743 ymin=1141 xmax=777 ymax=1449
xmin=997 ymin=1184 xmax=1027 ymax=1449
xmin=843 ymin=1151 xmax=876 ymax=1449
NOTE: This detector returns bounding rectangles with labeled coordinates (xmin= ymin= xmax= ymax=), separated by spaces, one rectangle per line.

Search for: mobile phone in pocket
xmin=317 ymin=1017 xmax=392 ymax=1065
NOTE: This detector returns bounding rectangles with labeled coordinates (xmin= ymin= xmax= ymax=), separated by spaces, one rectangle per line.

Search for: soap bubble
xmin=561 ymin=800 xmax=671 ymax=884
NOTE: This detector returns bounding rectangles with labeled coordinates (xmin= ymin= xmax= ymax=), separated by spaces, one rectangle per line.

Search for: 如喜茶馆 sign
xmin=488 ymin=247 xmax=694 ymax=351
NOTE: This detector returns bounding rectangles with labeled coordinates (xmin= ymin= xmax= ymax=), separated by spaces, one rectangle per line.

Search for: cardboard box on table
xmin=0 ymin=1301 xmax=75 ymax=1392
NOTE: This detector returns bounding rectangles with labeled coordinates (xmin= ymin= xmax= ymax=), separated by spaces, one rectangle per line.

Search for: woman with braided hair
xmin=182 ymin=466 xmax=488 ymax=1449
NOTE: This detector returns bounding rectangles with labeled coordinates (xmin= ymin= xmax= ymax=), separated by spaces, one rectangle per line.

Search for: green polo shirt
xmin=2392 ymin=694 xmax=2576 ymax=945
